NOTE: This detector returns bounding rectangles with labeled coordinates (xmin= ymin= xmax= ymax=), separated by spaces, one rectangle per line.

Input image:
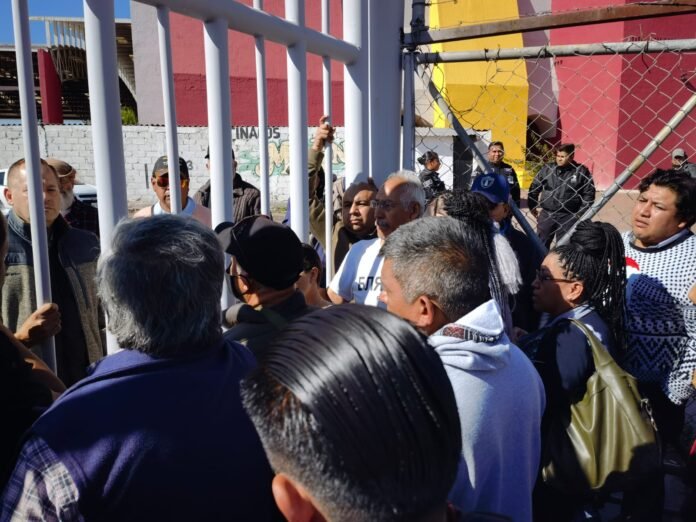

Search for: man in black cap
xmin=216 ymin=215 xmax=314 ymax=358
xmin=194 ymin=147 xmax=261 ymax=223
xmin=134 ymin=156 xmax=211 ymax=228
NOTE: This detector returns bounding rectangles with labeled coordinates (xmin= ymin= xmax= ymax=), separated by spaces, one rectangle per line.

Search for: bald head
xmin=5 ymin=158 xmax=62 ymax=226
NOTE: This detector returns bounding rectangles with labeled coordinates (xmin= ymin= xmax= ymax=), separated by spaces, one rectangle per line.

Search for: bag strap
xmin=566 ymin=318 xmax=614 ymax=368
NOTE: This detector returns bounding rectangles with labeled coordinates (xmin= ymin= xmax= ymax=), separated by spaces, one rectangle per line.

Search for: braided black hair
xmin=553 ymin=220 xmax=627 ymax=350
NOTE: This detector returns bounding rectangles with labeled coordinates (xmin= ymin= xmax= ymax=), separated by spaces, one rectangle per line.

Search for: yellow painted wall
xmin=430 ymin=1 xmax=532 ymax=186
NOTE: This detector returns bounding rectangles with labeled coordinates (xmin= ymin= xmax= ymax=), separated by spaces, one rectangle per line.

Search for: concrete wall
xmin=0 ymin=124 xmax=453 ymax=209
xmin=0 ymin=124 xmax=347 ymax=210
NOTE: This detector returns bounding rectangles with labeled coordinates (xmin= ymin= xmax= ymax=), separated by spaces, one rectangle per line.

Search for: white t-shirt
xmin=329 ymin=237 xmax=385 ymax=307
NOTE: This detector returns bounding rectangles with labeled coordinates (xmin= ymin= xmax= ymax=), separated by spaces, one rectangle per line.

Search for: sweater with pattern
xmin=622 ymin=230 xmax=696 ymax=404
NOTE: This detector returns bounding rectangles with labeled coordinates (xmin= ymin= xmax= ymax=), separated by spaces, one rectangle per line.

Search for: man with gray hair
xmin=1 ymin=215 xmax=277 ymax=521
xmin=328 ymin=170 xmax=425 ymax=306
xmin=379 ymin=216 xmax=544 ymax=522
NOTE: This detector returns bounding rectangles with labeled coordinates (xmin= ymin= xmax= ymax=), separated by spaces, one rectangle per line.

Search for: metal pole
xmin=416 ymin=38 xmax=696 ymax=64
xmin=321 ymin=0 xmax=334 ymax=281
xmin=157 ymin=6 xmax=182 ymax=214
xmin=556 ymin=91 xmax=696 ymax=246
xmin=402 ymin=51 xmax=415 ymax=170
xmin=254 ymin=0 xmax=271 ymax=217
xmin=204 ymin=18 xmax=234 ymax=309
xmin=83 ymin=0 xmax=128 ymax=354
xmin=137 ymin=0 xmax=359 ymax=64
xmin=83 ymin=0 xmax=129 ymax=250
xmin=12 ymin=0 xmax=56 ymax=370
xmin=368 ymin=0 xmax=403 ymax=185
xmin=286 ymin=0 xmax=309 ymax=241
xmin=343 ymin=0 xmax=369 ymax=185
xmin=419 ymin=68 xmax=548 ymax=258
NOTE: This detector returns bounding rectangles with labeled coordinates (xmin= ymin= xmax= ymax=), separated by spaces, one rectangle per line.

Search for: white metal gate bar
xmin=83 ymin=0 xmax=129 ymax=354
xmin=11 ymin=0 xmax=57 ymax=370
xmin=343 ymin=0 xmax=369 ymax=184
xmin=204 ymin=18 xmax=234 ymax=309
xmin=416 ymin=38 xmax=696 ymax=64
xmin=286 ymin=0 xmax=309 ymax=241
xmin=368 ymin=0 xmax=403 ymax=184
xmin=156 ymin=6 xmax=182 ymax=214
xmin=322 ymin=0 xmax=335 ymax=281
xmin=253 ymin=0 xmax=271 ymax=217
xmin=136 ymin=0 xmax=360 ymax=64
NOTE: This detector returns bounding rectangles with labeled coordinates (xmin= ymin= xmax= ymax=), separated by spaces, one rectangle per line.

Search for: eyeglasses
xmin=535 ymin=269 xmax=576 ymax=284
xmin=369 ymin=199 xmax=398 ymax=210
xmin=154 ymin=174 xmax=189 ymax=188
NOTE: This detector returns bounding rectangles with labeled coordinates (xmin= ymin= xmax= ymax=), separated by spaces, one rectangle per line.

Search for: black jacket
xmin=527 ymin=161 xmax=595 ymax=214
xmin=418 ymin=169 xmax=446 ymax=202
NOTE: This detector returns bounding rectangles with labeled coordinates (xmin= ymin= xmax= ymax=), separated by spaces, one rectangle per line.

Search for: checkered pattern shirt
xmin=0 ymin=436 xmax=82 ymax=522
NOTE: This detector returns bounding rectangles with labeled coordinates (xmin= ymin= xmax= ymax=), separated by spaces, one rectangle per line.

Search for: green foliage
xmin=121 ymin=106 xmax=137 ymax=125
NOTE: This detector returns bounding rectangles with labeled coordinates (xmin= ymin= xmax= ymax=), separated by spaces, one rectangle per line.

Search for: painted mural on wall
xmin=233 ymin=126 xmax=346 ymax=179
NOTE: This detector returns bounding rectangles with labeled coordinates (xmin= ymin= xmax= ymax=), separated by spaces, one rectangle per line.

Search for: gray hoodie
xmin=430 ymin=299 xmax=545 ymax=522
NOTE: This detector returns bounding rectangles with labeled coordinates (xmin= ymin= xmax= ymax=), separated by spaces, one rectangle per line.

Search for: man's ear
xmin=408 ymin=202 xmax=422 ymax=220
xmin=4 ymin=187 xmax=13 ymax=207
xmin=309 ymin=266 xmax=321 ymax=286
xmin=413 ymin=294 xmax=441 ymax=333
xmin=272 ymin=473 xmax=326 ymax=522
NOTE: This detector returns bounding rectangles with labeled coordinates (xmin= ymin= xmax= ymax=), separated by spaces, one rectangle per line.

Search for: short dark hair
xmin=380 ymin=216 xmax=491 ymax=321
xmin=638 ymin=169 xmax=696 ymax=227
xmin=557 ymin=143 xmax=575 ymax=155
xmin=488 ymin=141 xmax=505 ymax=150
xmin=300 ymin=243 xmax=322 ymax=273
xmin=417 ymin=150 xmax=439 ymax=166
xmin=242 ymin=305 xmax=461 ymax=522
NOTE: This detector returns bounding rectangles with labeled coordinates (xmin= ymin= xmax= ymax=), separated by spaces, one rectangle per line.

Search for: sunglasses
xmin=154 ymin=173 xmax=189 ymax=188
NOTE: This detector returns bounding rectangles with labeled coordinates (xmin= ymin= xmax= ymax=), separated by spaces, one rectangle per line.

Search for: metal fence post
xmin=344 ymin=0 xmax=369 ymax=185
xmin=286 ymin=0 xmax=309 ymax=241
xmin=12 ymin=0 xmax=57 ymax=370
xmin=204 ymin=18 xmax=234 ymax=309
xmin=254 ymin=0 xmax=271 ymax=217
xmin=157 ymin=6 xmax=182 ymax=214
xmin=402 ymin=51 xmax=416 ymax=170
xmin=321 ymin=0 xmax=335 ymax=280
xmin=83 ymin=0 xmax=129 ymax=355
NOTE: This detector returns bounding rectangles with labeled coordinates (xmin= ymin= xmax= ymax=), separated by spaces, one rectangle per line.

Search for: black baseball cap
xmin=152 ymin=156 xmax=189 ymax=178
xmin=215 ymin=215 xmax=303 ymax=290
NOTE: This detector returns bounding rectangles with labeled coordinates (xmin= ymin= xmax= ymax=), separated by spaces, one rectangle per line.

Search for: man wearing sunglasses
xmin=133 ymin=156 xmax=211 ymax=228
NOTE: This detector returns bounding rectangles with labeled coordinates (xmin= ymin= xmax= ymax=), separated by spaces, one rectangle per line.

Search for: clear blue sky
xmin=0 ymin=0 xmax=131 ymax=45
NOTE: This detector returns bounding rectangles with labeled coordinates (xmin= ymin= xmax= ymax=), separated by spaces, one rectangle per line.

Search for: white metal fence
xmin=11 ymin=0 xmax=401 ymax=362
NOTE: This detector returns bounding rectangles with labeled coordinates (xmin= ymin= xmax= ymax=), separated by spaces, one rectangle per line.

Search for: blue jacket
xmin=30 ymin=339 xmax=278 ymax=521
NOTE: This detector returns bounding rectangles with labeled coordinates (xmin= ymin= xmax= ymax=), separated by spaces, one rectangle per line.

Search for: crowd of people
xmin=0 ymin=122 xmax=695 ymax=522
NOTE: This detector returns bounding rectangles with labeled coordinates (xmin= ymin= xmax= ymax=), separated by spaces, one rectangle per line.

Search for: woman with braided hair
xmin=518 ymin=220 xmax=627 ymax=521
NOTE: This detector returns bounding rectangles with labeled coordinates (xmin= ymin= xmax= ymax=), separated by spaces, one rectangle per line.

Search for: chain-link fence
xmin=412 ymin=38 xmax=696 ymax=248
